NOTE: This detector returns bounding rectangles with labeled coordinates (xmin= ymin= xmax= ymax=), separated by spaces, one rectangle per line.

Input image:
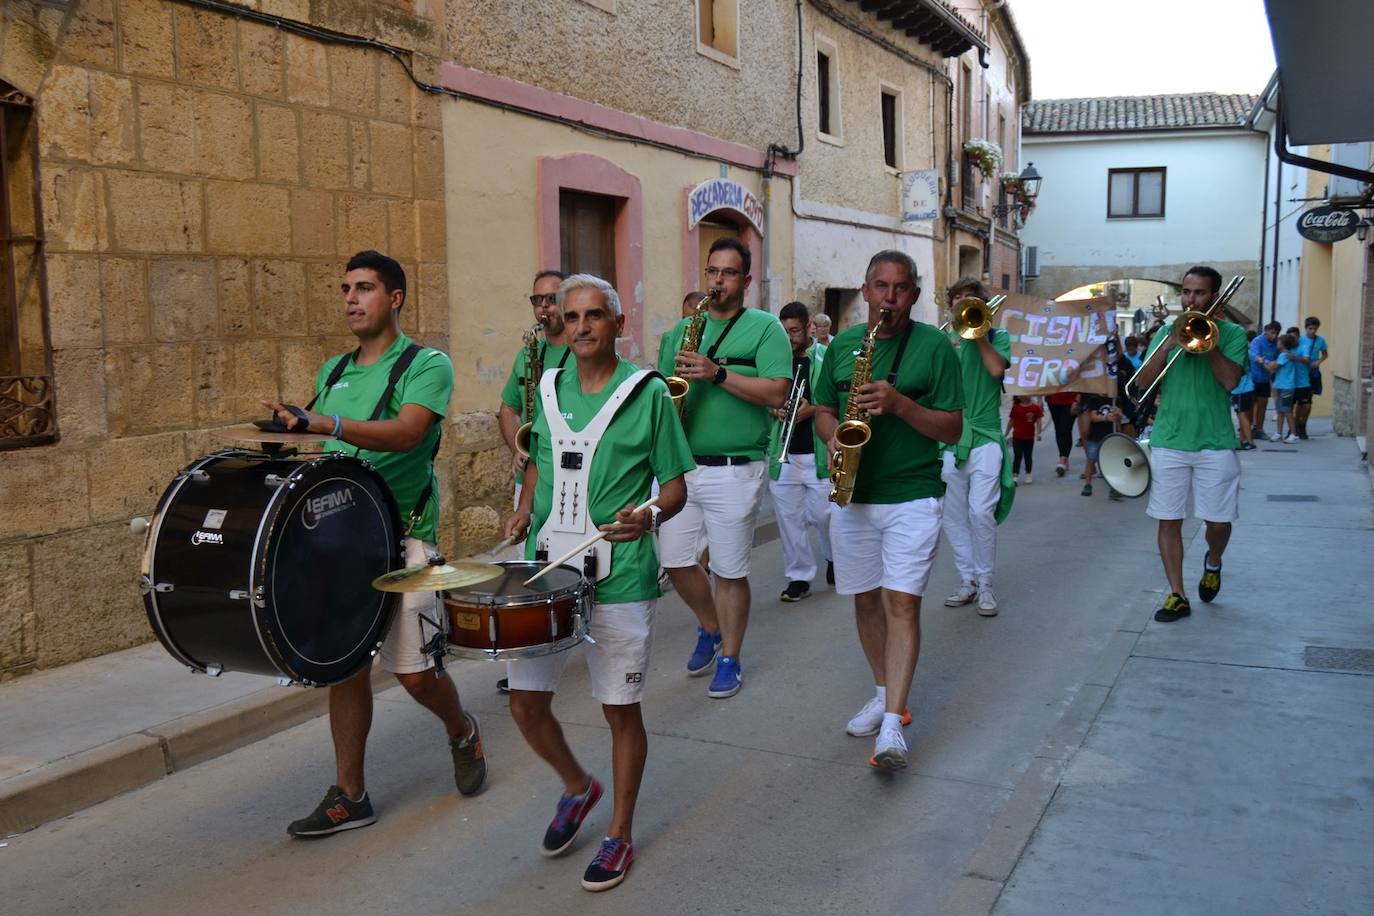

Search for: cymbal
xmin=372 ymin=560 xmax=503 ymax=593
xmin=210 ymin=423 xmax=330 ymax=444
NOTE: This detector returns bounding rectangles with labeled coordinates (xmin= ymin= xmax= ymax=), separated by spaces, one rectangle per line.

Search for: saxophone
xmin=513 ymin=319 xmax=545 ymax=459
xmin=829 ymin=309 xmax=890 ymax=507
xmin=665 ymin=293 xmax=714 ymax=418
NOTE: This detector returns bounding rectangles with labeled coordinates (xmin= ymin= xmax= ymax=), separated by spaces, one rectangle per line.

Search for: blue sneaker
xmin=686 ymin=626 xmax=721 ymax=676
xmin=707 ymin=656 xmax=742 ymax=698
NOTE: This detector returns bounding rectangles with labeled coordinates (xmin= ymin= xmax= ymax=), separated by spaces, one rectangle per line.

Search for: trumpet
xmin=513 ymin=318 xmax=546 ymax=459
xmin=940 ymin=294 xmax=1006 ymax=340
xmin=774 ymin=361 xmax=808 ymax=467
xmin=1128 ymin=276 xmax=1243 ymax=407
xmin=666 ymin=293 xmax=714 ymax=418
xmin=829 ymin=309 xmax=891 ymax=506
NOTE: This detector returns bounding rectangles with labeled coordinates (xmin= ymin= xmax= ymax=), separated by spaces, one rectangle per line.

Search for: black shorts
xmin=1252 ymin=380 xmax=1272 ymax=399
xmin=1232 ymin=391 xmax=1254 ymax=413
xmin=1293 ymin=387 xmax=1313 ymax=406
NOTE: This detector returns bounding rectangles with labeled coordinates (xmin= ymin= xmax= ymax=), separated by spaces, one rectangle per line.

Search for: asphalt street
xmin=3 ymin=453 xmax=1175 ymax=915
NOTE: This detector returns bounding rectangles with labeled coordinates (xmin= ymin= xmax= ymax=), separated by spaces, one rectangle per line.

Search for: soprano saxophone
xmin=666 ymin=293 xmax=714 ymax=418
xmin=513 ymin=319 xmax=545 ymax=459
xmin=828 ymin=309 xmax=890 ymax=506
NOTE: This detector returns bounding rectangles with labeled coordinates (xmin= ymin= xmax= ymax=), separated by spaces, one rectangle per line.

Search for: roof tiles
xmin=1022 ymin=93 xmax=1259 ymax=134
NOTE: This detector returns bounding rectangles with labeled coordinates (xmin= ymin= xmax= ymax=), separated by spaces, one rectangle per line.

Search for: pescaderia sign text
xmin=687 ymin=179 xmax=765 ymax=234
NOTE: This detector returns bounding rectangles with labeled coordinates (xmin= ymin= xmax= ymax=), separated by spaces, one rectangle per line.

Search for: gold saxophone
xmin=513 ymin=319 xmax=545 ymax=459
xmin=666 ymin=293 xmax=714 ymax=418
xmin=829 ymin=309 xmax=890 ymax=507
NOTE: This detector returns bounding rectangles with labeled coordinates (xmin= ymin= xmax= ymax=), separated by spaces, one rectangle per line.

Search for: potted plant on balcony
xmin=963 ymin=139 xmax=1002 ymax=177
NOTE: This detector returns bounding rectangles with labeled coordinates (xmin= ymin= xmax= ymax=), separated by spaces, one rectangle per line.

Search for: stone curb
xmin=1 ymin=523 xmax=783 ymax=835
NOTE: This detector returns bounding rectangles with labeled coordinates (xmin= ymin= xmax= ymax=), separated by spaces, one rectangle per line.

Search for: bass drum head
xmin=260 ymin=456 xmax=402 ymax=685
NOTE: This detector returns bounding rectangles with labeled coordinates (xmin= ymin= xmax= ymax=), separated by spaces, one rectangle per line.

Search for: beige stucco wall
xmin=443 ymin=0 xmax=798 ymax=152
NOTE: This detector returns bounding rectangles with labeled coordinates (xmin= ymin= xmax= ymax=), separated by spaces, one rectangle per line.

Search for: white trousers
xmin=940 ymin=441 xmax=1002 ymax=586
xmin=768 ymin=452 xmax=833 ymax=582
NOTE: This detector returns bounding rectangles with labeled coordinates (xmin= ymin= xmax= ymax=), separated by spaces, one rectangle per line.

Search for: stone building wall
xmin=0 ymin=0 xmax=495 ymax=679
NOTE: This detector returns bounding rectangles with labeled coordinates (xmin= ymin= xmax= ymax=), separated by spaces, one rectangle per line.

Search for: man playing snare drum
xmin=263 ymin=250 xmax=487 ymax=837
xmin=503 ymin=274 xmax=693 ymax=892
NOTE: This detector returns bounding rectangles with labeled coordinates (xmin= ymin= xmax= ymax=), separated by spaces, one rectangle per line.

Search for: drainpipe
xmin=1271 ymin=155 xmax=1282 ymax=326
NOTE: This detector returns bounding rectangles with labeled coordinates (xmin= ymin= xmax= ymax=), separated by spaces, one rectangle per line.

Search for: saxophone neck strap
xmin=885 ymin=321 xmax=915 ymax=385
xmin=704 ymin=310 xmax=745 ymax=360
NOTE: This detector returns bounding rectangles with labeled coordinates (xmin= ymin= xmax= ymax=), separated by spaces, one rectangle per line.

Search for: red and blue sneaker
xmin=541 ymin=776 xmax=603 ymax=857
xmin=581 ymin=836 xmax=635 ymax=892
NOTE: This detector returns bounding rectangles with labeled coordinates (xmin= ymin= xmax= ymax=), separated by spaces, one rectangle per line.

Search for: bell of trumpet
xmin=1174 ymin=310 xmax=1219 ymax=355
xmin=947 ymin=294 xmax=1007 ymax=340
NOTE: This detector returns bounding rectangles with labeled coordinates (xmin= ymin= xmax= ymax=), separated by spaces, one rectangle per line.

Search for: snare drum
xmin=141 ymin=450 xmax=404 ymax=685
xmin=444 ymin=560 xmax=591 ymax=661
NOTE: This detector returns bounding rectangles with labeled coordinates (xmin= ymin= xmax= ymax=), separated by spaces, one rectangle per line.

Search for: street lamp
xmin=1358 ymin=219 xmax=1371 ymax=242
xmin=992 ymin=162 xmax=1044 ymax=219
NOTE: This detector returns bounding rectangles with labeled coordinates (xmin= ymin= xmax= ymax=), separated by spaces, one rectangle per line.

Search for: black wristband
xmin=712 ymin=366 xmax=727 ymax=385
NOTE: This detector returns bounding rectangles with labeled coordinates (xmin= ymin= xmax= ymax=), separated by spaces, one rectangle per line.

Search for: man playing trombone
xmin=767 ymin=301 xmax=833 ymax=603
xmin=1131 ymin=266 xmax=1247 ymax=623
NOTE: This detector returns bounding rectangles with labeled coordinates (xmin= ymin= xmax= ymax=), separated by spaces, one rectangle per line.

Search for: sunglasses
xmin=529 ymin=293 xmax=559 ymax=307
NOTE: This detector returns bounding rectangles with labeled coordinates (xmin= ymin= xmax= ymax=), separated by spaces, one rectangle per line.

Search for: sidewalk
xmin=947 ymin=418 xmax=1374 ymax=914
xmin=0 ymin=508 xmax=777 ymax=836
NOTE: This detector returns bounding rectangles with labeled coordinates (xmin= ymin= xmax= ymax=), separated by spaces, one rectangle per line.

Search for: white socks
xmin=881 ymin=712 xmax=903 ymax=731
xmin=875 ymin=685 xmax=887 ymax=705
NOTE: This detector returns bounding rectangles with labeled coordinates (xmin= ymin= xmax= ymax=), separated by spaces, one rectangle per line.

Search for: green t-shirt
xmin=1144 ymin=319 xmax=1247 ymax=452
xmin=950 ymin=329 xmax=1012 ymax=447
xmin=814 ymin=321 xmax=964 ymax=504
xmin=525 ymin=360 xmax=696 ymax=603
xmin=313 ymin=334 xmax=453 ymax=543
xmin=655 ymin=307 xmax=793 ymax=459
xmin=500 ymin=341 xmax=574 ymax=417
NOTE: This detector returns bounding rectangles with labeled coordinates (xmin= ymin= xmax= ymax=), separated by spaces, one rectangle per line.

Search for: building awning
xmin=844 ymin=0 xmax=988 ymax=61
xmin=1265 ymin=0 xmax=1374 ymax=145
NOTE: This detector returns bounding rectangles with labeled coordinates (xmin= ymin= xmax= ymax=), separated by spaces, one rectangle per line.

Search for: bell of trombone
xmin=948 ymin=294 xmax=1006 ymax=340
xmin=1174 ymin=311 xmax=1218 ymax=355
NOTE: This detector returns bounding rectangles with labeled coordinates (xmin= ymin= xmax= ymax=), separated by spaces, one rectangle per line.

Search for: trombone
xmin=941 ymin=294 xmax=1007 ymax=339
xmin=1128 ymin=276 xmax=1243 ymax=406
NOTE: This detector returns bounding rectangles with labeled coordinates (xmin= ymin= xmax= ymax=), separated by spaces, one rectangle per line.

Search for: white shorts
xmin=505 ymin=600 xmax=656 ymax=706
xmin=377 ymin=537 xmax=445 ymax=675
xmin=658 ymin=462 xmax=767 ymax=579
xmin=1146 ymin=447 xmax=1241 ymax=523
xmin=828 ymin=497 xmax=943 ymax=597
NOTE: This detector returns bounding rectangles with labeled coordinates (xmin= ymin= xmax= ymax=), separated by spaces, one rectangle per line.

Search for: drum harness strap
xmin=535 ymin=367 xmax=662 ymax=585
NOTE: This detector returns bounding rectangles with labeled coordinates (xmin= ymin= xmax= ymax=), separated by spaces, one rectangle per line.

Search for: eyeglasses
xmin=529 ymin=293 xmax=559 ymax=307
xmin=704 ymin=267 xmax=742 ymax=279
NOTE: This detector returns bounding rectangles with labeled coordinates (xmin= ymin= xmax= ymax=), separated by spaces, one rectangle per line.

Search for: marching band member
xmin=814 ymin=251 xmax=964 ymax=770
xmin=499 ymin=270 xmax=572 ymax=495
xmin=264 ymin=250 xmax=485 ymax=837
xmin=656 ymin=237 xmax=792 ymax=699
xmin=939 ymin=277 xmax=1014 ymax=617
xmin=1132 ymin=266 xmax=1247 ymax=623
xmin=503 ymin=275 xmax=693 ymax=892
xmin=768 ymin=301 xmax=834 ymax=602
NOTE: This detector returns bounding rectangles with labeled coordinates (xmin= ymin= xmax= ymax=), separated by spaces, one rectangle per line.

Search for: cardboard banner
xmin=997 ymin=294 xmax=1120 ymax=396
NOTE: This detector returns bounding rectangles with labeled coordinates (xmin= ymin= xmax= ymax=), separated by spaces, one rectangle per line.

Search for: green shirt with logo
xmin=1144 ymin=319 xmax=1247 ymax=452
xmin=813 ymin=321 xmax=964 ymax=504
xmin=313 ymin=334 xmax=453 ymax=543
xmin=500 ymin=341 xmax=574 ymax=417
xmin=525 ymin=360 xmax=696 ymax=604
xmin=655 ymin=307 xmax=793 ymax=459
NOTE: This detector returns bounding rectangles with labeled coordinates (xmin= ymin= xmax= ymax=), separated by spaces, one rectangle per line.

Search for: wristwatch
xmin=711 ymin=366 xmax=728 ymax=385
xmin=648 ymin=506 xmax=663 ymax=532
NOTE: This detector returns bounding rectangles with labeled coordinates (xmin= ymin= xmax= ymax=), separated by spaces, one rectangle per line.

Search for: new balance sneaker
xmin=287 ymin=785 xmax=376 ymax=838
xmin=581 ymin=837 xmax=635 ymax=892
xmin=1199 ymin=562 xmax=1222 ymax=603
xmin=1239 ymin=441 xmax=1257 ymax=451
xmin=780 ymin=580 xmax=811 ymax=602
xmin=450 ymin=713 xmax=487 ymax=796
xmin=977 ymin=587 xmax=998 ymax=617
xmin=944 ymin=582 xmax=977 ymax=607
xmin=707 ymin=655 xmax=742 ymax=698
xmin=1153 ymin=593 xmax=1192 ymax=623
xmin=1283 ymin=433 xmax=1301 ymax=444
xmin=686 ymin=626 xmax=722 ymax=676
xmin=542 ymin=777 xmax=604 ymax=857
xmin=845 ymin=695 xmax=912 ymax=737
xmin=870 ymin=723 xmax=909 ymax=770
xmin=825 ymin=561 xmax=835 ymax=586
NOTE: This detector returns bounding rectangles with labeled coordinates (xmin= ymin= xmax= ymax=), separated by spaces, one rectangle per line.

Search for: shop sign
xmin=688 ymin=179 xmax=764 ymax=234
xmin=901 ymin=169 xmax=940 ymax=223
xmin=1296 ymin=205 xmax=1359 ymax=243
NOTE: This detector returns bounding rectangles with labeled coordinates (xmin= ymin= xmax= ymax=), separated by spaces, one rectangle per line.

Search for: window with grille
xmin=1 ymin=84 xmax=56 ymax=449
xmin=1108 ymin=167 xmax=1166 ymax=219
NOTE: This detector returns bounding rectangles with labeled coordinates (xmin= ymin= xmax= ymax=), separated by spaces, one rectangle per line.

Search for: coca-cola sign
xmin=1297 ymin=205 xmax=1359 ymax=243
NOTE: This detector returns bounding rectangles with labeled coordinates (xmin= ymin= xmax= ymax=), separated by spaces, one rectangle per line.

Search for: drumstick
xmin=522 ymin=496 xmax=660 ymax=587
xmin=482 ymin=534 xmax=518 ymax=556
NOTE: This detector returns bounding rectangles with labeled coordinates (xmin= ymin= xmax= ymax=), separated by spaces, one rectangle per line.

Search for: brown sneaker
xmin=450 ymin=713 xmax=487 ymax=796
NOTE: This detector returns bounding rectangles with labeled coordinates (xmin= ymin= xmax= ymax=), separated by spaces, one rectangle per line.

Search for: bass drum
xmin=141 ymin=450 xmax=404 ymax=686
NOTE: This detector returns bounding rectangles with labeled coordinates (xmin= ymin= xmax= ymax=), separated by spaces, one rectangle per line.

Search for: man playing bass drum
xmin=813 ymin=250 xmax=964 ymax=771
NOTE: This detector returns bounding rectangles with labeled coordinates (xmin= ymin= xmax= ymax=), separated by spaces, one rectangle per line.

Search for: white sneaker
xmin=944 ymin=582 xmax=978 ymax=607
xmin=1283 ymin=433 xmax=1301 ymax=444
xmin=845 ymin=697 xmax=912 ymax=736
xmin=870 ymin=723 xmax=909 ymax=770
xmin=977 ymin=588 xmax=998 ymax=617
xmin=1022 ymin=473 xmax=1032 ymax=484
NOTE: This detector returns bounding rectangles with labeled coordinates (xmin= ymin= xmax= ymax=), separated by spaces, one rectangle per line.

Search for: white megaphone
xmin=1099 ymin=432 xmax=1152 ymax=498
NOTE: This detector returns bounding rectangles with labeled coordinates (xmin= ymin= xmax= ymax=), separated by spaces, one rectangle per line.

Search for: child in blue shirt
xmin=1270 ymin=333 xmax=1303 ymax=442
